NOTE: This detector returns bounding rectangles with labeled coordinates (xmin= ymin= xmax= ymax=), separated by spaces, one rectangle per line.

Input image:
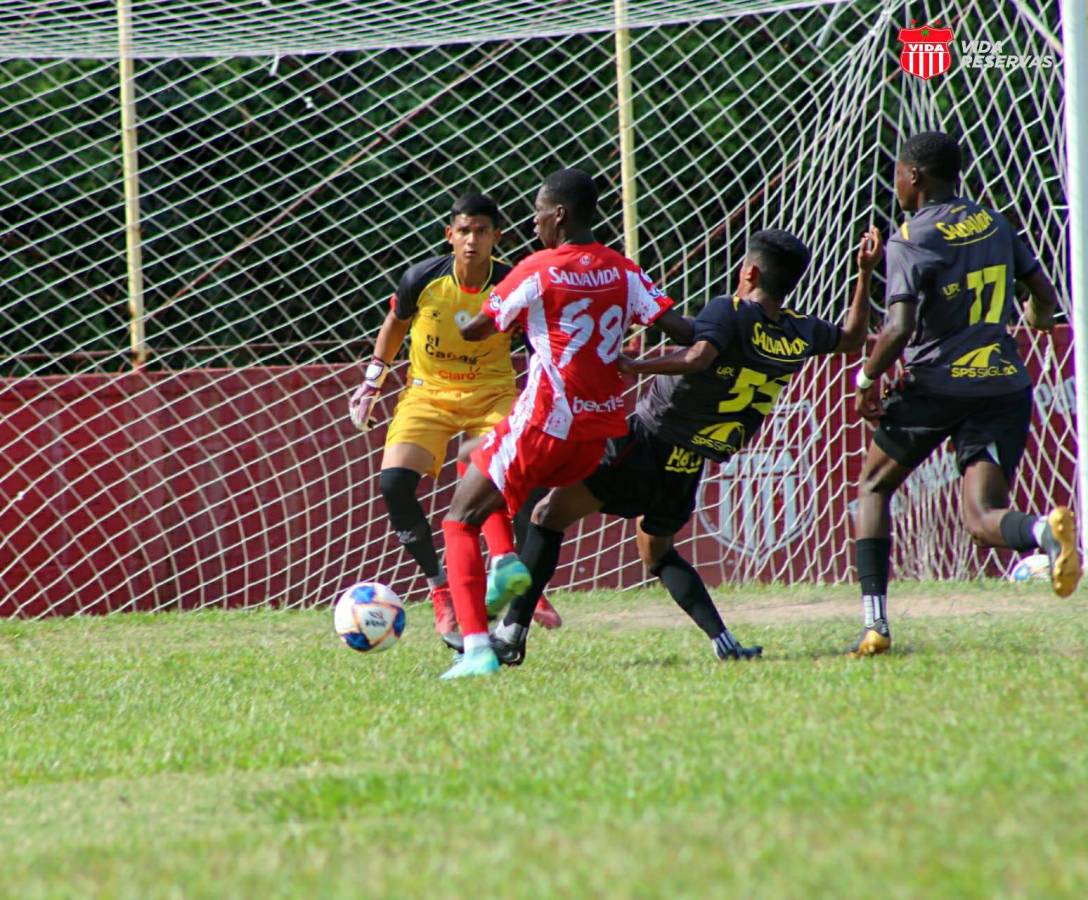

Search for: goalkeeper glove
xmin=349 ymin=358 xmax=390 ymax=433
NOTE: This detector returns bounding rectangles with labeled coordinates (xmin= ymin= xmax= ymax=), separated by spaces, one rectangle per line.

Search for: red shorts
xmin=471 ymin=418 xmax=608 ymax=516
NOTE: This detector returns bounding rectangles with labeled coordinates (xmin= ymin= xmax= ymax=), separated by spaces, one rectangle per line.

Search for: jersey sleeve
xmin=884 ymin=233 xmax=928 ymax=305
xmin=806 ymin=315 xmax=843 ymax=356
xmin=392 ymin=261 xmax=431 ymax=320
xmin=1010 ymin=230 xmax=1041 ymax=281
xmin=625 ymin=263 xmax=674 ymax=326
xmin=691 ymin=296 xmax=735 ymax=351
xmin=484 ymin=259 xmax=538 ymax=332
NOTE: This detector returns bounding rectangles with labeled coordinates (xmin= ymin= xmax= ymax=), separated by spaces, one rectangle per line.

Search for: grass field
xmin=2 ymin=581 xmax=1087 ymax=898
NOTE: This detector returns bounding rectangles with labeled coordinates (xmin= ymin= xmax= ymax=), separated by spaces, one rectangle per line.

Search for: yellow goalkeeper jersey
xmin=392 ymin=254 xmax=515 ymax=393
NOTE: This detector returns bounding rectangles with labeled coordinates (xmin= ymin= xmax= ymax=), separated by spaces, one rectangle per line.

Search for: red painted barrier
xmin=0 ymin=326 xmax=1076 ymax=616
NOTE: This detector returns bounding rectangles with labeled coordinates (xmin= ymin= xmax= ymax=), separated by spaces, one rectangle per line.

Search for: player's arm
xmin=651 ymin=308 xmax=695 ymax=346
xmin=373 ymin=307 xmax=411 ymax=361
xmin=461 ymin=263 xmax=532 ymax=342
xmin=1005 ymin=215 xmax=1057 ymax=332
xmin=348 ymin=307 xmax=411 ymax=433
xmin=1021 ymin=268 xmax=1059 ymax=332
xmin=617 ymin=340 xmax=716 ymax=375
xmin=834 ymin=226 xmax=882 ymax=354
xmin=854 ymin=300 xmax=915 ymax=423
xmin=459 ymin=310 xmax=498 ymax=341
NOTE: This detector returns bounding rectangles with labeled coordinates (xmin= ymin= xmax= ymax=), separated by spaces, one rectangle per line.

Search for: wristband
xmin=854 ymin=366 xmax=875 ymax=391
xmin=364 ymin=358 xmax=390 ymax=387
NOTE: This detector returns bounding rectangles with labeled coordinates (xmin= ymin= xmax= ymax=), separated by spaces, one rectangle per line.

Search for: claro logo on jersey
xmin=572 ymin=393 xmax=624 ymax=414
xmin=950 ymin=344 xmax=1018 ymax=378
xmin=751 ymin=322 xmax=807 ymax=360
xmin=548 ymin=266 xmax=619 ymax=289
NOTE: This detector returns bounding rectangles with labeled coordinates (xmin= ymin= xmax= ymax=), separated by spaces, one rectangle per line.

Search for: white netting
xmin=0 ymin=0 xmax=1076 ymax=616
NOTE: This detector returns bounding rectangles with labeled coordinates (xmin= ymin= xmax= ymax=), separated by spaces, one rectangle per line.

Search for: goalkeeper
xmin=488 ymin=227 xmax=877 ymax=665
xmin=349 ymin=193 xmax=561 ymax=644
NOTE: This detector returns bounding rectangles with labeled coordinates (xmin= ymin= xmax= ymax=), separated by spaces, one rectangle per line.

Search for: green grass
xmin=2 ymin=582 xmax=1086 ymax=898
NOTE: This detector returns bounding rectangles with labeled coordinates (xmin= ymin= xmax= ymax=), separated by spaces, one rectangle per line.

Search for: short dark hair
xmin=900 ymin=131 xmax=962 ymax=182
xmin=541 ymin=168 xmax=598 ymax=226
xmin=451 ymin=192 xmax=500 ymax=226
xmin=747 ymin=229 xmax=811 ymax=299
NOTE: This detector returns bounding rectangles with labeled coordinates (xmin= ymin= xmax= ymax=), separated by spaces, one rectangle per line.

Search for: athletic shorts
xmin=385 ymin=383 xmax=516 ymax=478
xmin=874 ymin=381 xmax=1032 ymax=483
xmin=471 ymin=417 xmax=608 ymax=517
xmin=584 ymin=415 xmax=706 ymax=536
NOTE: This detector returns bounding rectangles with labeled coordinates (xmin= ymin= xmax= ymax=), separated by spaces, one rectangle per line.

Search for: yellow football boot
xmin=1040 ymin=507 xmax=1082 ymax=598
xmin=848 ymin=621 xmax=892 ymax=657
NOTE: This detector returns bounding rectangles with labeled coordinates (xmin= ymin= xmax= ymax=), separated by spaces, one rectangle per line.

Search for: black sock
xmin=514 ymin=488 xmax=548 ymax=553
xmin=379 ymin=467 xmax=441 ymax=579
xmin=649 ymin=548 xmax=726 ymax=640
xmin=504 ymin=522 xmax=563 ymax=628
xmin=999 ymin=510 xmax=1041 ymax=552
xmin=856 ymin=537 xmax=891 ymax=627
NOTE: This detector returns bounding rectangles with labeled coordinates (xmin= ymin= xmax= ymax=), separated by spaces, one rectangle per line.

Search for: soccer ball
xmin=1006 ymin=553 xmax=1051 ymax=583
xmin=333 ymin=582 xmax=406 ymax=652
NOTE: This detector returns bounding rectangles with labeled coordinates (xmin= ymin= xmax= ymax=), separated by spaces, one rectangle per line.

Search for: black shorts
xmin=874 ymin=382 xmax=1032 ymax=483
xmin=583 ymin=415 xmax=706 ymax=536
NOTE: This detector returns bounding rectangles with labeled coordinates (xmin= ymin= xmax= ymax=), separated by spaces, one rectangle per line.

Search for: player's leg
xmin=459 ymin=400 xmax=556 ymax=624
xmin=853 ymin=441 xmax=914 ymax=656
xmin=516 ymin=488 xmax=562 ymax=629
xmin=955 ymin=388 xmax=1082 ymax=596
xmin=439 ymin=462 xmax=508 ymax=679
xmin=380 ymin=442 xmax=441 ymax=577
xmin=637 ymin=521 xmax=761 ymax=661
xmin=501 ymin=481 xmax=603 ymax=628
xmin=852 ymin=383 xmax=954 ymax=656
xmin=378 ymin=430 xmax=460 ymax=638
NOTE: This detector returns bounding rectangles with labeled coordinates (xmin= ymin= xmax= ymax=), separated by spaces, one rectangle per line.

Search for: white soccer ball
xmin=1006 ymin=553 xmax=1051 ymax=583
xmin=333 ymin=582 xmax=406 ymax=652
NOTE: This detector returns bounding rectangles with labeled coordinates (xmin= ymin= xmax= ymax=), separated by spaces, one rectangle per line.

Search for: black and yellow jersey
xmin=885 ymin=198 xmax=1039 ymax=396
xmin=635 ymin=295 xmax=841 ymax=462
xmin=392 ymin=255 xmax=515 ymax=392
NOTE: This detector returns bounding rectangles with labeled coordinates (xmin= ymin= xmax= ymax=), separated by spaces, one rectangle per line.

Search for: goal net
xmin=0 ymin=0 xmax=1075 ymax=616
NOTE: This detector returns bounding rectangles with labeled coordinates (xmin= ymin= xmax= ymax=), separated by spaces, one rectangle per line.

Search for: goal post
xmin=0 ymin=0 xmax=1080 ymax=617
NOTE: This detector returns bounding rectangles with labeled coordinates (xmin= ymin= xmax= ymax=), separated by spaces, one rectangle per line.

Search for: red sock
xmin=456 ymin=461 xmax=515 ymax=558
xmin=441 ymin=519 xmax=489 ymax=637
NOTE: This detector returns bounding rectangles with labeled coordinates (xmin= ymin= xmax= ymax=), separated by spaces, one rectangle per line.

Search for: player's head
xmin=445 ymin=192 xmax=502 ymax=262
xmin=895 ymin=131 xmax=962 ymax=211
xmin=738 ymin=229 xmax=811 ymax=301
xmin=534 ymin=168 xmax=598 ymax=248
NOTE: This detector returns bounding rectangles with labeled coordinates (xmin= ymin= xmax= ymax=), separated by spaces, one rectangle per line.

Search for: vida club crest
xmin=898 ymin=20 xmax=954 ymax=80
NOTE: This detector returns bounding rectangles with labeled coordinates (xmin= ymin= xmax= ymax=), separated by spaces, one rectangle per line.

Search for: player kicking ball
xmin=349 ymin=193 xmax=560 ymax=648
xmin=849 ymin=131 xmax=1082 ymax=657
xmin=489 ymin=228 xmax=876 ymax=665
xmin=438 ymin=168 xmax=694 ymax=679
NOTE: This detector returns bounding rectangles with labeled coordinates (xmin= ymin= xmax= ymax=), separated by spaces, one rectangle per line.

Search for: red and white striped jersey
xmin=483 ymin=242 xmax=673 ymax=441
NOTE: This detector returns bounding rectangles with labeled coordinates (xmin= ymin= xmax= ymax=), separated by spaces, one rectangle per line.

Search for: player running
xmin=348 ymin=193 xmax=560 ymax=646
xmin=489 ymin=228 xmax=876 ymax=665
xmin=849 ymin=131 xmax=1081 ymax=656
xmin=438 ymin=168 xmax=694 ymax=679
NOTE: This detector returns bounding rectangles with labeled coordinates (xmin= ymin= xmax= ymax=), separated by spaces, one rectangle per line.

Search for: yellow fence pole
xmin=614 ymin=0 xmax=638 ymax=266
xmin=117 ymin=0 xmax=147 ymax=368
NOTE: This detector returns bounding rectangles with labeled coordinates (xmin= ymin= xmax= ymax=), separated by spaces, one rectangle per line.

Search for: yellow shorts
xmin=384 ymin=383 xmax=516 ymax=478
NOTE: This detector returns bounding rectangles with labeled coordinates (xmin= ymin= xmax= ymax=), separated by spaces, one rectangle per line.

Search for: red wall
xmin=0 ymin=327 xmax=1076 ymax=617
